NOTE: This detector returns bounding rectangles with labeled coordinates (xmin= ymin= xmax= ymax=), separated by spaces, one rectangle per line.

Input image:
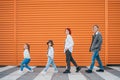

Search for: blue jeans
xmin=44 ymin=56 xmax=58 ymax=72
xmin=89 ymin=51 xmax=104 ymax=70
xmin=20 ymin=58 xmax=31 ymax=71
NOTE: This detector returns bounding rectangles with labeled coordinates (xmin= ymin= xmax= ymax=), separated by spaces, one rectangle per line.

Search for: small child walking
xmin=41 ymin=40 xmax=58 ymax=74
xmin=20 ymin=43 xmax=33 ymax=72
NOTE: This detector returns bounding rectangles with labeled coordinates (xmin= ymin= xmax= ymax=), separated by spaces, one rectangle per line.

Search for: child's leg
xmin=51 ymin=60 xmax=58 ymax=71
xmin=44 ymin=57 xmax=52 ymax=72
xmin=24 ymin=59 xmax=32 ymax=71
xmin=20 ymin=59 xmax=26 ymax=71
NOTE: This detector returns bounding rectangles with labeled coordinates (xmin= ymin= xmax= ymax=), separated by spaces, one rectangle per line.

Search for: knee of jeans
xmin=91 ymin=58 xmax=95 ymax=62
xmin=21 ymin=64 xmax=25 ymax=66
xmin=66 ymin=57 xmax=70 ymax=60
xmin=66 ymin=59 xmax=69 ymax=62
xmin=46 ymin=62 xmax=51 ymax=66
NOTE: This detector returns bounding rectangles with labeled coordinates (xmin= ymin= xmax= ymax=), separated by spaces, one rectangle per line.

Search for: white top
xmin=64 ymin=34 xmax=74 ymax=53
xmin=24 ymin=49 xmax=31 ymax=59
xmin=48 ymin=46 xmax=54 ymax=59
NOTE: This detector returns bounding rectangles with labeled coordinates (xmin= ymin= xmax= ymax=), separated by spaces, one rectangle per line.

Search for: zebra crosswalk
xmin=68 ymin=66 xmax=87 ymax=80
xmin=33 ymin=68 xmax=54 ymax=80
xmin=0 ymin=66 xmax=120 ymax=80
xmin=87 ymin=66 xmax=120 ymax=80
xmin=109 ymin=66 xmax=120 ymax=71
xmin=0 ymin=66 xmax=16 ymax=72
xmin=0 ymin=66 xmax=36 ymax=80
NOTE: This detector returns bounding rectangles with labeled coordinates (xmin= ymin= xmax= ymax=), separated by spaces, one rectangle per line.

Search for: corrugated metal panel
xmin=16 ymin=0 xmax=105 ymax=66
xmin=0 ymin=0 xmax=16 ymax=65
xmin=108 ymin=0 xmax=120 ymax=64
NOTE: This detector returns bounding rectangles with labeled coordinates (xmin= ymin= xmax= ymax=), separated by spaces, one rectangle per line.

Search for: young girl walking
xmin=20 ymin=43 xmax=33 ymax=72
xmin=41 ymin=40 xmax=58 ymax=74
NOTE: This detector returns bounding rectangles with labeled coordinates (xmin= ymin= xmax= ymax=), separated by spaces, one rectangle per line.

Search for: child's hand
xmin=65 ymin=48 xmax=68 ymax=52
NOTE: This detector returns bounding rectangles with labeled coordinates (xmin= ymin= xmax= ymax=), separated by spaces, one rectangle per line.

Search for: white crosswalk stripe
xmin=87 ymin=66 xmax=120 ymax=80
xmin=68 ymin=66 xmax=87 ymax=80
xmin=0 ymin=66 xmax=16 ymax=72
xmin=0 ymin=66 xmax=35 ymax=80
xmin=33 ymin=67 xmax=54 ymax=80
xmin=108 ymin=66 xmax=120 ymax=71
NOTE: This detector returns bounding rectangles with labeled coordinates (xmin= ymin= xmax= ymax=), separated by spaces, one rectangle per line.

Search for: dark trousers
xmin=65 ymin=50 xmax=78 ymax=71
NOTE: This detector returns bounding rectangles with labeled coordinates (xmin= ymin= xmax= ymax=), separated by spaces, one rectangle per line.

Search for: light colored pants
xmin=44 ymin=56 xmax=58 ymax=72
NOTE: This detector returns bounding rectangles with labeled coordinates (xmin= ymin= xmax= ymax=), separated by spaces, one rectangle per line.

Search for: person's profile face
xmin=48 ymin=42 xmax=51 ymax=46
xmin=66 ymin=29 xmax=69 ymax=35
xmin=24 ymin=44 xmax=28 ymax=49
xmin=93 ymin=26 xmax=98 ymax=33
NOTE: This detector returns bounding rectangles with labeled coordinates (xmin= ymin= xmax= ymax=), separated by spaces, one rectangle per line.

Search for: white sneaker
xmin=18 ymin=70 xmax=23 ymax=74
xmin=41 ymin=71 xmax=46 ymax=75
xmin=54 ymin=70 xmax=58 ymax=73
xmin=29 ymin=69 xmax=34 ymax=72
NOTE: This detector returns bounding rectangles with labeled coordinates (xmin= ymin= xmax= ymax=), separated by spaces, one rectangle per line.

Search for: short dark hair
xmin=47 ymin=40 xmax=54 ymax=46
xmin=66 ymin=28 xmax=71 ymax=35
xmin=93 ymin=25 xmax=99 ymax=29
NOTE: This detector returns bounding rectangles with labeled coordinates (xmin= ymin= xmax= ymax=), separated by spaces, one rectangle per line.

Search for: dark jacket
xmin=89 ymin=32 xmax=102 ymax=52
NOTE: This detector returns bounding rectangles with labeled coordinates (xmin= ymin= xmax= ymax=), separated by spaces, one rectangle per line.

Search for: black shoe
xmin=96 ymin=69 xmax=104 ymax=72
xmin=85 ymin=69 xmax=92 ymax=73
xmin=63 ymin=70 xmax=71 ymax=73
xmin=76 ymin=66 xmax=81 ymax=72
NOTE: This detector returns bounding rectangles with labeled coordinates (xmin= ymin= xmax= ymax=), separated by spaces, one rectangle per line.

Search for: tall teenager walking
xmin=63 ymin=28 xmax=81 ymax=73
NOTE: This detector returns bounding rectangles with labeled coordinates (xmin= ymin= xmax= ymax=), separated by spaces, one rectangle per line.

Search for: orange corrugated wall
xmin=16 ymin=0 xmax=105 ymax=66
xmin=0 ymin=0 xmax=16 ymax=65
xmin=108 ymin=0 xmax=120 ymax=64
xmin=0 ymin=0 xmax=119 ymax=66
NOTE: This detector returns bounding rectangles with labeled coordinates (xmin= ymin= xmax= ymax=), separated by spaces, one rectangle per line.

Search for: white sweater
xmin=48 ymin=47 xmax=54 ymax=59
xmin=24 ymin=49 xmax=30 ymax=59
xmin=64 ymin=34 xmax=74 ymax=53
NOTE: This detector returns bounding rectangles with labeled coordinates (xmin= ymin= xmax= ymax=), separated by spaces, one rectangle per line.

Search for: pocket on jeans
xmin=65 ymin=50 xmax=69 ymax=53
xmin=66 ymin=50 xmax=71 ymax=54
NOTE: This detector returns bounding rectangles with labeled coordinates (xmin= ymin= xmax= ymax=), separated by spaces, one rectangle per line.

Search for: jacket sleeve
xmin=95 ymin=34 xmax=102 ymax=49
xmin=89 ymin=35 xmax=94 ymax=52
